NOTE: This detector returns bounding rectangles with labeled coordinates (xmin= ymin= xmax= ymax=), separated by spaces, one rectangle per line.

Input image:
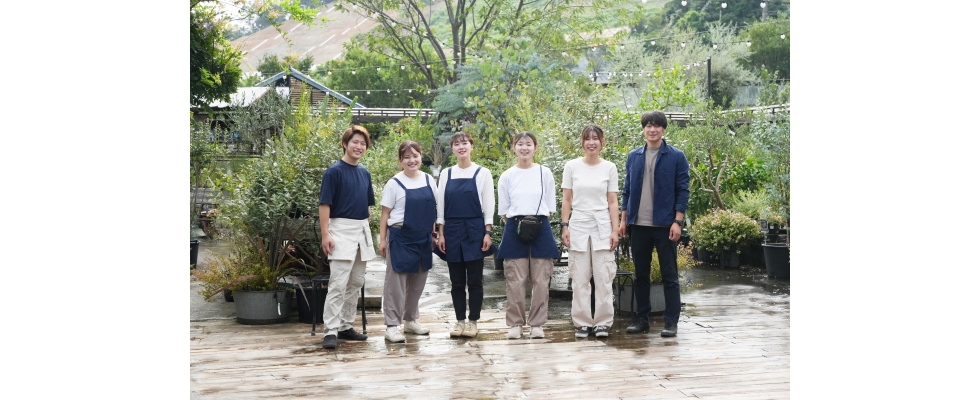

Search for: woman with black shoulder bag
xmin=496 ymin=132 xmax=560 ymax=340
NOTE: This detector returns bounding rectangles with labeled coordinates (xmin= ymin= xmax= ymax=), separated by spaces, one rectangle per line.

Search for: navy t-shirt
xmin=319 ymin=159 xmax=375 ymax=220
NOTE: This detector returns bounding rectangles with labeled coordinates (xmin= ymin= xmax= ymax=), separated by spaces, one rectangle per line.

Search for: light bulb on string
xmin=328 ymin=70 xmax=332 ymax=75
xmin=346 ymin=91 xmax=350 ymax=95
xmin=746 ymin=41 xmax=751 ymax=47
xmin=647 ymin=73 xmax=651 ymax=77
xmin=721 ymin=2 xmax=726 ymax=8
xmin=408 ymin=89 xmax=412 ymax=93
xmin=780 ymin=34 xmax=786 ymax=40
xmin=426 ymin=64 xmax=431 ymax=69
xmin=681 ymin=41 xmax=686 ymax=47
xmin=620 ymin=44 xmax=625 ymax=49
xmin=367 ymin=91 xmax=371 ymax=94
xmin=760 ymin=2 xmax=766 ymax=8
xmin=681 ymin=0 xmax=687 ymax=6
xmin=642 ymin=0 xmax=647 ymax=3
xmin=401 ymin=65 xmax=405 ymax=70
xmin=650 ymin=40 xmax=656 ymax=45
xmin=387 ymin=89 xmax=391 ymax=93
xmin=352 ymin=70 xmax=356 ymax=75
xmin=592 ymin=46 xmax=597 ymax=51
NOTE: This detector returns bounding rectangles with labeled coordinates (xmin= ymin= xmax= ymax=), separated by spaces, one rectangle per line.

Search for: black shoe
xmin=661 ymin=322 xmax=677 ymax=337
xmin=625 ymin=318 xmax=650 ymax=334
xmin=337 ymin=328 xmax=368 ymax=341
xmin=322 ymin=334 xmax=337 ymax=349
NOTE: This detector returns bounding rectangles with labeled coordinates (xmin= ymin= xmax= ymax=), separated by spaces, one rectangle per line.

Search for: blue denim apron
xmin=443 ymin=167 xmax=488 ymax=263
xmin=387 ymin=174 xmax=437 ymax=273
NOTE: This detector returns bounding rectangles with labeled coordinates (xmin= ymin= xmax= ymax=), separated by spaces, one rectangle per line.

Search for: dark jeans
xmin=628 ymin=225 xmax=681 ymax=324
xmin=448 ymin=259 xmax=484 ymax=321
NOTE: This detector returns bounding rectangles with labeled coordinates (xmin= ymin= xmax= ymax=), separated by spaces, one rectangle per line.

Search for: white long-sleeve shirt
xmin=497 ymin=164 xmax=557 ymax=218
xmin=436 ymin=164 xmax=495 ymax=225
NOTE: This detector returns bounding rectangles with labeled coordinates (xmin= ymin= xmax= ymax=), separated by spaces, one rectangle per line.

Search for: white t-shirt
xmin=498 ymin=164 xmax=557 ymax=218
xmin=380 ymin=171 xmax=437 ymax=226
xmin=561 ymin=158 xmax=619 ymax=212
xmin=436 ymin=164 xmax=495 ymax=225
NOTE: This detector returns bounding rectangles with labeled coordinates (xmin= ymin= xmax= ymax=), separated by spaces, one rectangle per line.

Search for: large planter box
xmin=612 ymin=282 xmax=666 ymax=315
xmin=762 ymin=243 xmax=790 ymax=279
xmin=233 ymin=288 xmax=293 ymax=325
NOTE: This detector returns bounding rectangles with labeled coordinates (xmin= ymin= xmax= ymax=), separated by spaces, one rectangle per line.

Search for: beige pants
xmin=503 ymin=257 xmax=554 ymax=327
xmin=322 ymin=248 xmax=367 ymax=335
xmin=382 ymin=236 xmax=429 ymax=326
xmin=569 ymin=237 xmax=616 ymax=329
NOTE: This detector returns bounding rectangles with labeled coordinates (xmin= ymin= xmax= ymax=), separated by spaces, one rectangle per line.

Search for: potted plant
xmin=688 ymin=209 xmax=764 ymax=269
xmin=193 ymin=218 xmax=315 ymax=324
xmin=613 ymin=237 xmax=697 ymax=314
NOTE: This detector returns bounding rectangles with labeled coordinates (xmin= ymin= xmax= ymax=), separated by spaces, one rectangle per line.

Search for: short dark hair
xmin=449 ymin=131 xmax=473 ymax=146
xmin=641 ymin=111 xmax=668 ymax=129
xmin=397 ymin=140 xmax=422 ymax=160
xmin=342 ymin=125 xmax=371 ymax=148
xmin=580 ymin=124 xmax=605 ymax=144
xmin=512 ymin=131 xmax=538 ymax=147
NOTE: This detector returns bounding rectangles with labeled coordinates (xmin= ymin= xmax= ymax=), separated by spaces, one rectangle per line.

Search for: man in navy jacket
xmin=617 ymin=111 xmax=690 ymax=337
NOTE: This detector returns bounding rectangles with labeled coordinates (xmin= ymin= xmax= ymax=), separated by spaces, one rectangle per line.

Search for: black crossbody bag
xmin=516 ymin=166 xmax=545 ymax=244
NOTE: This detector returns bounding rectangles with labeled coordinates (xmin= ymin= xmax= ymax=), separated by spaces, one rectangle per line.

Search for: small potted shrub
xmin=193 ymin=220 xmax=314 ymax=324
xmin=614 ymin=239 xmax=697 ymax=314
xmin=689 ymin=209 xmax=764 ymax=269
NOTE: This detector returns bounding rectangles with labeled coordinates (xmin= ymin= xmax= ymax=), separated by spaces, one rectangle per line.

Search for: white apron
xmin=327 ymin=218 xmax=376 ymax=261
xmin=568 ymin=209 xmax=613 ymax=251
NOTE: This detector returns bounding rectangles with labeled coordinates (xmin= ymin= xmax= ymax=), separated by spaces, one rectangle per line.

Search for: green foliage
xmin=190 ymin=5 xmax=243 ymax=108
xmin=688 ymin=208 xmax=763 ymax=253
xmin=346 ymin=0 xmax=638 ymax=88
xmin=310 ymin=44 xmax=433 ymax=108
xmin=727 ymin=189 xmax=769 ymax=221
xmin=239 ymin=74 xmax=264 ymax=87
xmin=210 ymin=92 xmax=352 ymax=289
xmin=432 ymin=47 xmax=563 ymax=161
xmin=257 ymin=53 xmax=314 ymax=77
xmin=748 ymin=112 xmax=790 ymax=224
xmin=742 ymin=18 xmax=790 ymax=79
xmin=757 ymin=67 xmax=790 ymax=106
xmin=669 ymin=107 xmax=751 ymax=210
xmin=661 ymin=0 xmax=789 ymax=28
xmin=638 ymin=65 xmax=700 ymax=111
xmin=218 ymin=87 xmax=294 ymax=155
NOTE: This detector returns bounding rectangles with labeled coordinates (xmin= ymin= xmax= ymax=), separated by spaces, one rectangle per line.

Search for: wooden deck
xmin=190 ymin=271 xmax=790 ymax=399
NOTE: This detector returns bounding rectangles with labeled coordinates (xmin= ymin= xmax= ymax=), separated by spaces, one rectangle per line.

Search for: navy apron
xmin=444 ymin=167 xmax=488 ymax=263
xmin=388 ymin=174 xmax=437 ymax=273
xmin=497 ymin=215 xmax=560 ymax=259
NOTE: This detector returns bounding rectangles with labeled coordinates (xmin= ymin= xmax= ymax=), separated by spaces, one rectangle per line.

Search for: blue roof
xmin=257 ymin=67 xmax=366 ymax=108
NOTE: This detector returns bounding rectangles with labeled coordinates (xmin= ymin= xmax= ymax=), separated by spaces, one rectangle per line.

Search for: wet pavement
xmin=191 ymin=238 xmax=790 ymax=398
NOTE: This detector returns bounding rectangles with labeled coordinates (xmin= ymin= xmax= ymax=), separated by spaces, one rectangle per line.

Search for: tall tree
xmin=339 ymin=0 xmax=638 ymax=89
xmin=191 ymin=0 xmax=323 ymax=107
xmin=191 ymin=5 xmax=243 ymax=108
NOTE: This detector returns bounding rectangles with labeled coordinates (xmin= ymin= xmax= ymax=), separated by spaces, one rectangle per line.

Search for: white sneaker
xmin=530 ymin=326 xmax=545 ymax=339
xmin=450 ymin=321 xmax=465 ymax=337
xmin=506 ymin=326 xmax=523 ymax=339
xmin=385 ymin=327 xmax=405 ymax=343
xmin=462 ymin=320 xmax=479 ymax=337
xmin=404 ymin=320 xmax=430 ymax=335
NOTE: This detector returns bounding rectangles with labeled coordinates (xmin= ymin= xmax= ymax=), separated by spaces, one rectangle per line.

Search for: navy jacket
xmin=621 ymin=139 xmax=690 ymax=226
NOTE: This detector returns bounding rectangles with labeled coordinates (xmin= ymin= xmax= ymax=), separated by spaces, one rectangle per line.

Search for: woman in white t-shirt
xmin=560 ymin=124 xmax=621 ymax=339
xmin=497 ymin=132 xmax=560 ymax=340
xmin=378 ymin=141 xmax=438 ymax=343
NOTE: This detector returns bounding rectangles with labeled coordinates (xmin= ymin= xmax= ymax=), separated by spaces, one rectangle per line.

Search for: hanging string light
xmin=760 ymin=2 xmax=766 ymax=8
xmin=780 ymin=34 xmax=786 ymax=39
xmin=681 ymin=0 xmax=687 ymax=6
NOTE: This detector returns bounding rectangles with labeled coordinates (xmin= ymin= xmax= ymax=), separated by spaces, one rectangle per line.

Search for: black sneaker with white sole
xmin=594 ymin=326 xmax=609 ymax=337
xmin=574 ymin=326 xmax=590 ymax=338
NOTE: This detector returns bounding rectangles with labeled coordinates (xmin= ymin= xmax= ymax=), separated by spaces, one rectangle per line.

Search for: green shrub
xmin=689 ymin=209 xmax=763 ymax=253
xmin=617 ymin=241 xmax=697 ymax=283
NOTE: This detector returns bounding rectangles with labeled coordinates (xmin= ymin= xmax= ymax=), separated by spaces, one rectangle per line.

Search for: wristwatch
xmin=673 ymin=219 xmax=686 ymax=228
xmin=560 ymin=222 xmax=569 ymax=227
xmin=485 ymin=230 xmax=493 ymax=236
